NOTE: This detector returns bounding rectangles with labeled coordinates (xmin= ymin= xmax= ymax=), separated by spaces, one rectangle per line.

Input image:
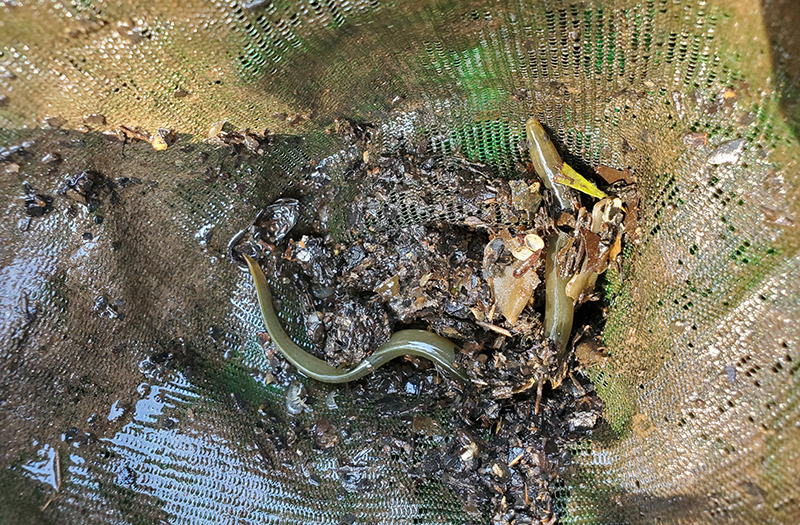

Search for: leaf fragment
xmin=553 ymin=162 xmax=608 ymax=199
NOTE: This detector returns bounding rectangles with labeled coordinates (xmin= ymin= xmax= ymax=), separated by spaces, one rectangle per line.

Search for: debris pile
xmin=231 ymin=118 xmax=640 ymax=524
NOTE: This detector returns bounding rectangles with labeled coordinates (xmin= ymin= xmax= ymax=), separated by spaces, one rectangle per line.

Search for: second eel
xmin=526 ymin=117 xmax=602 ymax=359
xmin=244 ymin=254 xmax=468 ymax=384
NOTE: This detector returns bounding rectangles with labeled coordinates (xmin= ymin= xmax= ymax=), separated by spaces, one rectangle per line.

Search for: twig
xmin=475 ymin=320 xmax=513 ymax=338
xmin=535 ymin=380 xmax=543 ymax=415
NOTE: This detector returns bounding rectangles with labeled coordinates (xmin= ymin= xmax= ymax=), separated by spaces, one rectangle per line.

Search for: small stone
xmin=0 ymin=95 xmax=8 ymax=107
xmin=208 ymin=120 xmax=231 ymax=139
xmin=43 ymin=115 xmax=67 ymax=129
xmin=83 ymin=113 xmax=107 ymax=126
xmin=683 ymin=132 xmax=708 ymax=148
xmin=707 ymin=138 xmax=747 ymax=165
xmin=567 ymin=411 xmax=599 ymax=431
xmin=151 ymin=128 xmax=176 ymax=151
xmin=41 ymin=152 xmax=61 ymax=164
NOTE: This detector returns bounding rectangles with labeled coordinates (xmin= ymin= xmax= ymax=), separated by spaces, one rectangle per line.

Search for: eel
xmin=525 ymin=118 xmax=607 ymax=207
xmin=526 ymin=117 xmax=586 ymax=358
xmin=526 ymin=118 xmax=573 ymax=211
xmin=543 ymin=231 xmax=574 ymax=358
xmin=244 ymin=254 xmax=468 ymax=384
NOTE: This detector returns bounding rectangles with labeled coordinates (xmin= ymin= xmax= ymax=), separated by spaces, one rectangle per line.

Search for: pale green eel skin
xmin=525 ymin=118 xmax=572 ymax=211
xmin=543 ymin=231 xmax=574 ymax=357
xmin=526 ymin=118 xmax=575 ymax=356
xmin=244 ymin=254 xmax=468 ymax=384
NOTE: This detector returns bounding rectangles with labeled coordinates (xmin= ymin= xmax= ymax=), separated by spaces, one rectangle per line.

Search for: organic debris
xmin=23 ymin=182 xmax=54 ymax=217
xmin=58 ymin=170 xmax=98 ymax=206
xmin=150 ymin=128 xmax=177 ymax=151
xmin=207 ymin=122 xmax=271 ymax=153
xmin=229 ymin=198 xmax=300 ymax=266
xmin=233 ymin=122 xmax=638 ymax=524
xmin=595 ymin=164 xmax=634 ymax=184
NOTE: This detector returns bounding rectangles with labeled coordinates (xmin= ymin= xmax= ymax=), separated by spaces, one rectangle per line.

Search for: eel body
xmin=525 ymin=118 xmax=607 ymax=208
xmin=526 ymin=118 xmax=573 ymax=210
xmin=543 ymin=231 xmax=574 ymax=357
xmin=244 ymin=254 xmax=468 ymax=384
xmin=526 ymin=118 xmax=580 ymax=357
xmin=243 ymin=118 xmax=601 ymax=383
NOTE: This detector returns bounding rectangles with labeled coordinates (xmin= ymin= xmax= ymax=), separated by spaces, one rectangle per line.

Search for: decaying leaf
xmin=375 ymin=274 xmax=400 ymax=297
xmin=564 ymin=197 xmax=626 ymax=304
xmin=579 ymin=228 xmax=605 ymax=273
xmin=483 ymin=230 xmax=543 ymax=325
xmin=595 ymin=164 xmax=635 ymax=184
xmin=554 ymin=162 xmax=608 ymax=199
xmin=491 ymin=262 xmax=540 ymax=325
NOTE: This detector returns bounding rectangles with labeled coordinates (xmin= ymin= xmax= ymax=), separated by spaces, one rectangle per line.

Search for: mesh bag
xmin=1 ymin=0 xmax=798 ymax=523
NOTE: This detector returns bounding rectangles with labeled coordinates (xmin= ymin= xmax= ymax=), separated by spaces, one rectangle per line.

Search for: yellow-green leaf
xmin=553 ymin=162 xmax=608 ymax=199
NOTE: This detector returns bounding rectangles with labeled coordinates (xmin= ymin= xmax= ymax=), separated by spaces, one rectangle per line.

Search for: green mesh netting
xmin=1 ymin=0 xmax=798 ymax=523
